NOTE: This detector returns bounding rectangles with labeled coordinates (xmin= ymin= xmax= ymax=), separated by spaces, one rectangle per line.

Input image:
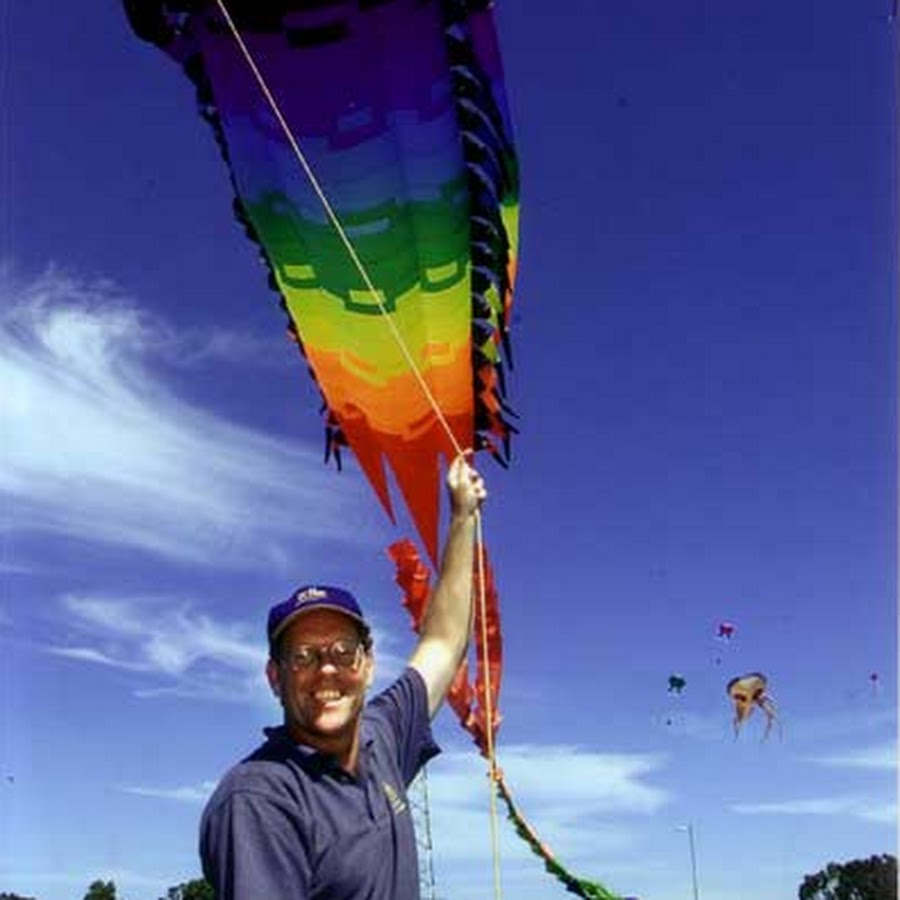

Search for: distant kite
xmin=712 ymin=621 xmax=736 ymax=665
xmin=668 ymin=674 xmax=687 ymax=695
xmin=727 ymin=672 xmax=777 ymax=739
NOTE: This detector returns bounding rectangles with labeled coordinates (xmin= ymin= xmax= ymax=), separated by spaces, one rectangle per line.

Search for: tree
xmin=0 ymin=893 xmax=38 ymax=900
xmin=159 ymin=879 xmax=214 ymax=900
xmin=799 ymin=854 xmax=897 ymax=900
xmin=83 ymin=881 xmax=117 ymax=900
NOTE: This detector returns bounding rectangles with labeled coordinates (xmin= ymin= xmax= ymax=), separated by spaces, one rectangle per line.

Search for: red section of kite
xmin=388 ymin=537 xmax=502 ymax=755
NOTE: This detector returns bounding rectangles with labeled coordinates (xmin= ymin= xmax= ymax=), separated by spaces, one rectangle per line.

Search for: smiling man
xmin=199 ymin=453 xmax=486 ymax=900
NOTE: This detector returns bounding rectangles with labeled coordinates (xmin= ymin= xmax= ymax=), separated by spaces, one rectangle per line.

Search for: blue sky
xmin=2 ymin=2 xmax=897 ymax=900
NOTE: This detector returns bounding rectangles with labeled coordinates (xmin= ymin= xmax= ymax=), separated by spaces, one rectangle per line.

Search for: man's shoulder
xmin=204 ymin=730 xmax=312 ymax=813
xmin=362 ymin=667 xmax=438 ymax=774
xmin=365 ymin=667 xmax=427 ymax=719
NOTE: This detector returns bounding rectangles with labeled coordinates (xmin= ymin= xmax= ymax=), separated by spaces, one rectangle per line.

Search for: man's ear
xmin=363 ymin=653 xmax=375 ymax=690
xmin=266 ymin=659 xmax=281 ymax=698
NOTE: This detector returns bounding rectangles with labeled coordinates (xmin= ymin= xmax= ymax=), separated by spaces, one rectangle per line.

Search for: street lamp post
xmin=676 ymin=822 xmax=700 ymax=900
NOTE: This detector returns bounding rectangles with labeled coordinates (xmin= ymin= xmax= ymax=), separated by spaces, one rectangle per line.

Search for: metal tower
xmin=408 ymin=765 xmax=438 ymax=900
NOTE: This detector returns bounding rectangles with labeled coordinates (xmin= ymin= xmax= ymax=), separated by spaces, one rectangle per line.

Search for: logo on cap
xmin=267 ymin=584 xmax=369 ymax=651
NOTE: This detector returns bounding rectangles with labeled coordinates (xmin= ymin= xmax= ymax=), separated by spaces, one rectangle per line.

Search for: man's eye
xmin=294 ymin=649 xmax=316 ymax=666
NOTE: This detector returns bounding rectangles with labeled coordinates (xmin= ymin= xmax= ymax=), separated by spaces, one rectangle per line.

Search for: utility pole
xmin=676 ymin=822 xmax=700 ymax=900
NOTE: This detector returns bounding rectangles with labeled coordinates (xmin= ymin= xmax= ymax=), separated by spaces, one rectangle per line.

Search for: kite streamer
xmin=389 ymin=537 xmax=501 ymax=751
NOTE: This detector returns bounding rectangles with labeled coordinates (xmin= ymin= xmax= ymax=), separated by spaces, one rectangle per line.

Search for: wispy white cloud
xmin=732 ymin=794 xmax=896 ymax=824
xmin=1 ymin=267 xmax=377 ymax=568
xmin=806 ymin=742 xmax=898 ymax=771
xmin=50 ymin=645 xmax=133 ymax=668
xmin=426 ymin=745 xmax=670 ymax=863
xmin=177 ymin=329 xmax=293 ymax=368
xmin=118 ymin=780 xmax=218 ymax=805
xmin=788 ymin=705 xmax=898 ymax=743
xmin=490 ymin=745 xmax=670 ymax=816
xmin=49 ymin=592 xmax=268 ymax=702
xmin=48 ymin=591 xmax=409 ymax=702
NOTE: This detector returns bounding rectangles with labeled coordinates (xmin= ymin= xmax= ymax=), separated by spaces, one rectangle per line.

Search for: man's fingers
xmin=447 ymin=451 xmax=486 ymax=505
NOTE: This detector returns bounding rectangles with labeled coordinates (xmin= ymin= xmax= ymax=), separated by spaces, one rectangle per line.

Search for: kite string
xmin=212 ymin=0 xmax=464 ymax=462
xmin=474 ymin=509 xmax=503 ymax=898
xmin=213 ymin=3 xmax=503 ymax=897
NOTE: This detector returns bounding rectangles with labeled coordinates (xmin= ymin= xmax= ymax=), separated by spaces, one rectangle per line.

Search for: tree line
xmin=1 ymin=853 xmax=896 ymax=900
xmin=0 ymin=877 xmax=213 ymax=900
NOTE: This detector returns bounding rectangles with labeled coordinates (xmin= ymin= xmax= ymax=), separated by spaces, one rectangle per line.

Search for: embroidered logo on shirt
xmin=382 ymin=781 xmax=408 ymax=815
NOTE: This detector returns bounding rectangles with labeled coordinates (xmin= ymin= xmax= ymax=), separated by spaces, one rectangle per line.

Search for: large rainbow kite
xmin=125 ymin=0 xmax=519 ymax=563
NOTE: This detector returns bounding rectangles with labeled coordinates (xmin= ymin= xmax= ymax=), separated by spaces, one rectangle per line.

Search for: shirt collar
xmin=262 ymin=724 xmax=375 ymax=771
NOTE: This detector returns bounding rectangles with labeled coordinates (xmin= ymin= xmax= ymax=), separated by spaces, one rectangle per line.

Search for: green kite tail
xmin=494 ymin=771 xmax=624 ymax=900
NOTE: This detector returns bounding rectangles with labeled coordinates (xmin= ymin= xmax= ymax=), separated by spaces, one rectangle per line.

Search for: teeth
xmin=315 ymin=691 xmax=341 ymax=701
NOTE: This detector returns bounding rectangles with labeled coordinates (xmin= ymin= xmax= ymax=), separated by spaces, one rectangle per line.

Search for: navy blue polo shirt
xmin=200 ymin=667 xmax=440 ymax=900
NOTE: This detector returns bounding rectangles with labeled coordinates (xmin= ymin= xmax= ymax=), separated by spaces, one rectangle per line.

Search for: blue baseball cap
xmin=267 ymin=585 xmax=369 ymax=649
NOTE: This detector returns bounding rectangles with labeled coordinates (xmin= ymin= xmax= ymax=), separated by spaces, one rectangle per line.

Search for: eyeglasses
xmin=281 ymin=639 xmax=365 ymax=673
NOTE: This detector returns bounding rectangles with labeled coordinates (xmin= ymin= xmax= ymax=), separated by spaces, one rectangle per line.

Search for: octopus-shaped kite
xmin=726 ymin=672 xmax=778 ymax=739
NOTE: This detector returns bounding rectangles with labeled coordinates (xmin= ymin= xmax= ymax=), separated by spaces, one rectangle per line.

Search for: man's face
xmin=266 ymin=609 xmax=374 ymax=752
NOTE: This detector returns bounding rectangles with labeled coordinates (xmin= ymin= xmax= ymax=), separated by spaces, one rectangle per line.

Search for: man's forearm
xmin=409 ymin=510 xmax=477 ymax=715
xmin=421 ymin=511 xmax=477 ymax=657
xmin=409 ymin=453 xmax=485 ymax=715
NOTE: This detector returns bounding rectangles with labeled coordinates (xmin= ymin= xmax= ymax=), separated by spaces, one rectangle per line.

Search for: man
xmin=200 ymin=453 xmax=486 ymax=899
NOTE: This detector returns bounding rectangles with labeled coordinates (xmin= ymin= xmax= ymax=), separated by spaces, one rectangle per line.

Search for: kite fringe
xmin=127 ymin=0 xmax=520 ymax=492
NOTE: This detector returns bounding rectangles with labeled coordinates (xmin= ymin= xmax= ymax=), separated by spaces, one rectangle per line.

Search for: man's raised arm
xmin=408 ymin=453 xmax=486 ymax=717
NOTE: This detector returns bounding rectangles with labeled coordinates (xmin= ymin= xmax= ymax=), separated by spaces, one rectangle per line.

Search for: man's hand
xmin=446 ymin=451 xmax=487 ymax=520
